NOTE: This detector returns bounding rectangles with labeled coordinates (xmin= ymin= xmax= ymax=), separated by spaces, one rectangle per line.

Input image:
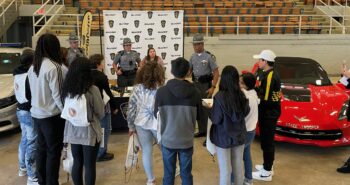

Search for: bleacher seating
xmin=56 ymin=0 xmax=326 ymax=35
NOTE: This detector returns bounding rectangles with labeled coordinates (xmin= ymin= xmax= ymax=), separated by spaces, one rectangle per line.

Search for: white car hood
xmin=0 ymin=74 xmax=14 ymax=99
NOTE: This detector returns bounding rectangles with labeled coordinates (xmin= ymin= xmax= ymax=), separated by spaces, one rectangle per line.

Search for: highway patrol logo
xmin=110 ymin=53 xmax=116 ymax=60
xmin=174 ymin=44 xmax=179 ymax=51
xmin=122 ymin=11 xmax=127 ymax=18
xmin=148 ymin=44 xmax=153 ymax=49
xmin=174 ymin=11 xmax=180 ymax=18
xmin=161 ymin=35 xmax=166 ymax=43
xmin=122 ymin=28 xmax=127 ymax=36
xmin=147 ymin=11 xmax=153 ymax=19
xmin=174 ymin=28 xmax=179 ymax=36
xmin=147 ymin=28 xmax=153 ymax=36
xmin=109 ymin=35 xmax=115 ymax=43
xmin=161 ymin=20 xmax=166 ymax=28
xmin=134 ymin=35 xmax=140 ymax=43
xmin=161 ymin=52 xmax=166 ymax=60
xmin=108 ymin=20 xmax=114 ymax=28
xmin=134 ymin=20 xmax=140 ymax=28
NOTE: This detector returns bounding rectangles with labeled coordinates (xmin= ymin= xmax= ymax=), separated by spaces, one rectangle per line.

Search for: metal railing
xmin=36 ymin=13 xmax=350 ymax=36
xmin=0 ymin=0 xmax=22 ymax=25
xmin=315 ymin=0 xmax=349 ymax=33
xmin=32 ymin=0 xmax=65 ymax=36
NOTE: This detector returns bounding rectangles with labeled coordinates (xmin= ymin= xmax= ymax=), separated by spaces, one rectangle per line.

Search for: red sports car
xmin=253 ymin=57 xmax=350 ymax=147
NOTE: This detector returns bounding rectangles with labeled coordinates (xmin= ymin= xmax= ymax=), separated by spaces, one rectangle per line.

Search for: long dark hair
xmin=33 ymin=33 xmax=62 ymax=76
xmin=62 ymin=57 xmax=93 ymax=99
xmin=219 ymin=65 xmax=247 ymax=113
xmin=134 ymin=61 xmax=165 ymax=90
xmin=146 ymin=47 xmax=159 ymax=62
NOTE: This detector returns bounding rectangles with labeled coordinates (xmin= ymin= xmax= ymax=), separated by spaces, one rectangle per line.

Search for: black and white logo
xmin=122 ymin=28 xmax=127 ymax=36
xmin=110 ymin=53 xmax=116 ymax=60
xmin=148 ymin=44 xmax=153 ymax=49
xmin=147 ymin=11 xmax=153 ymax=19
xmin=109 ymin=35 xmax=115 ymax=43
xmin=108 ymin=20 xmax=114 ymax=28
xmin=174 ymin=11 xmax=180 ymax=18
xmin=134 ymin=20 xmax=140 ymax=28
xmin=161 ymin=20 xmax=166 ymax=28
xmin=161 ymin=52 xmax=166 ymax=60
xmin=147 ymin=28 xmax=153 ymax=36
xmin=161 ymin=35 xmax=166 ymax=43
xmin=134 ymin=35 xmax=140 ymax=43
xmin=174 ymin=28 xmax=179 ymax=36
xmin=110 ymin=68 xmax=116 ymax=75
xmin=174 ymin=44 xmax=179 ymax=51
xmin=122 ymin=11 xmax=128 ymax=18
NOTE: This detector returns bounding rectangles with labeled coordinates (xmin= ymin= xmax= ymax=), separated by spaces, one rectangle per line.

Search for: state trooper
xmin=189 ymin=33 xmax=220 ymax=139
xmin=112 ymin=37 xmax=141 ymax=88
xmin=67 ymin=32 xmax=86 ymax=66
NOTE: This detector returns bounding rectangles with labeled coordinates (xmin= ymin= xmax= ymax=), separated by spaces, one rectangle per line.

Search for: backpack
xmin=61 ymin=94 xmax=90 ymax=127
xmin=14 ymin=73 xmax=28 ymax=104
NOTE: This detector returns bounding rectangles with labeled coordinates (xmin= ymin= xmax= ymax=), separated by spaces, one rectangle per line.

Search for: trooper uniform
xmin=113 ymin=38 xmax=141 ymax=88
xmin=189 ymin=34 xmax=218 ymax=135
xmin=67 ymin=33 xmax=86 ymax=65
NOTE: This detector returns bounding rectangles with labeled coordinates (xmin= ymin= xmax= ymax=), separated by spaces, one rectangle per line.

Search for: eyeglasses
xmin=123 ymin=44 xmax=131 ymax=47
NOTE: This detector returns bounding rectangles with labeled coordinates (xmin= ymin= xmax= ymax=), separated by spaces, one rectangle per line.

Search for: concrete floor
xmin=1 ymin=130 xmax=350 ymax=185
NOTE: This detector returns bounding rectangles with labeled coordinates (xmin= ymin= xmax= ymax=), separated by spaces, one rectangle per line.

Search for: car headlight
xmin=0 ymin=95 xmax=17 ymax=109
xmin=338 ymin=100 xmax=349 ymax=120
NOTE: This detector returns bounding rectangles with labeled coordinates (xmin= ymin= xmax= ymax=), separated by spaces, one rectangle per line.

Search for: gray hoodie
xmin=28 ymin=58 xmax=68 ymax=119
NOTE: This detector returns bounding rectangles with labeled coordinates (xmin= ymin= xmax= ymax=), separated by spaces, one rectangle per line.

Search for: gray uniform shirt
xmin=189 ymin=51 xmax=218 ymax=77
xmin=113 ymin=50 xmax=141 ymax=71
xmin=67 ymin=47 xmax=86 ymax=65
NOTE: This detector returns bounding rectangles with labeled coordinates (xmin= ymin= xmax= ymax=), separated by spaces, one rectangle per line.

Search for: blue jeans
xmin=161 ymin=146 xmax=193 ymax=185
xmin=136 ymin=126 xmax=157 ymax=181
xmin=17 ymin=110 xmax=37 ymax=178
xmin=97 ymin=112 xmax=111 ymax=158
xmin=243 ymin=130 xmax=256 ymax=180
xmin=231 ymin=130 xmax=256 ymax=183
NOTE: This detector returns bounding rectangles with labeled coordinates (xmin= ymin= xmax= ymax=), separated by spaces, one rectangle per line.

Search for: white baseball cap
xmin=253 ymin=50 xmax=276 ymax=62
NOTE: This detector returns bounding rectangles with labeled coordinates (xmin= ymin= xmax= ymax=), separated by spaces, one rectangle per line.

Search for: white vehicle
xmin=0 ymin=47 xmax=26 ymax=133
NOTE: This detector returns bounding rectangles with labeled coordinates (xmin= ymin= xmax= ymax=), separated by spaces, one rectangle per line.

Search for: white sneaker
xmin=27 ymin=177 xmax=39 ymax=185
xmin=255 ymin=164 xmax=274 ymax=175
xmin=18 ymin=167 xmax=27 ymax=177
xmin=252 ymin=169 xmax=272 ymax=181
xmin=146 ymin=179 xmax=156 ymax=185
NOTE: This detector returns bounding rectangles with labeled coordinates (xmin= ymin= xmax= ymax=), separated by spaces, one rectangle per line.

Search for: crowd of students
xmin=14 ymin=32 xmax=285 ymax=185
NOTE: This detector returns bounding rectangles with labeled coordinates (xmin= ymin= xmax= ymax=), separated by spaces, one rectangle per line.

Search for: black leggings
xmin=71 ymin=143 xmax=100 ymax=185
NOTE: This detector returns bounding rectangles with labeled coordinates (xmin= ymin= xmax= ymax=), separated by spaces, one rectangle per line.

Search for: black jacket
xmin=91 ymin=69 xmax=116 ymax=111
xmin=13 ymin=65 xmax=31 ymax=111
xmin=210 ymin=91 xmax=250 ymax=148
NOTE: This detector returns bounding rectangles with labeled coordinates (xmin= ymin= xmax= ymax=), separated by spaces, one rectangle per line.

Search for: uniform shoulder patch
xmin=205 ymin=51 xmax=216 ymax=61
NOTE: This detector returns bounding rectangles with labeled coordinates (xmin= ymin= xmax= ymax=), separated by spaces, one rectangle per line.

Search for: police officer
xmin=112 ymin=37 xmax=141 ymax=88
xmin=67 ymin=32 xmax=86 ymax=66
xmin=252 ymin=50 xmax=281 ymax=182
xmin=189 ymin=33 xmax=220 ymax=138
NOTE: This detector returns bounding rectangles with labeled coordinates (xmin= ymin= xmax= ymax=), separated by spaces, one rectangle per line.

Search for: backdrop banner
xmin=103 ymin=10 xmax=184 ymax=79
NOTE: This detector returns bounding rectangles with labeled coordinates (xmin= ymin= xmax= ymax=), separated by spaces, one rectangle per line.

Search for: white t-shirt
xmin=243 ymin=89 xmax=260 ymax=131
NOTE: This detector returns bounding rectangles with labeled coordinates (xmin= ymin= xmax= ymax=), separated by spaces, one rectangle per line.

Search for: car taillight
xmin=338 ymin=100 xmax=349 ymax=121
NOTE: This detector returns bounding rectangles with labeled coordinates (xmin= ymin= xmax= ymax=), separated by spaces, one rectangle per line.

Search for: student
xmin=62 ymin=57 xmax=105 ymax=185
xmin=127 ymin=61 xmax=165 ymax=185
xmin=140 ymin=47 xmax=164 ymax=67
xmin=28 ymin=33 xmax=68 ymax=185
xmin=210 ymin=66 xmax=250 ymax=185
xmin=14 ymin=49 xmax=38 ymax=185
xmin=154 ymin=57 xmax=202 ymax=185
xmin=89 ymin=54 xmax=116 ymax=162
xmin=239 ymin=73 xmax=260 ymax=185
xmin=252 ymin=50 xmax=281 ymax=182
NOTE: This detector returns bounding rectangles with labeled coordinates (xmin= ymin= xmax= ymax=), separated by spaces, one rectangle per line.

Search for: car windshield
xmin=275 ymin=61 xmax=332 ymax=86
xmin=0 ymin=53 xmax=21 ymax=74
